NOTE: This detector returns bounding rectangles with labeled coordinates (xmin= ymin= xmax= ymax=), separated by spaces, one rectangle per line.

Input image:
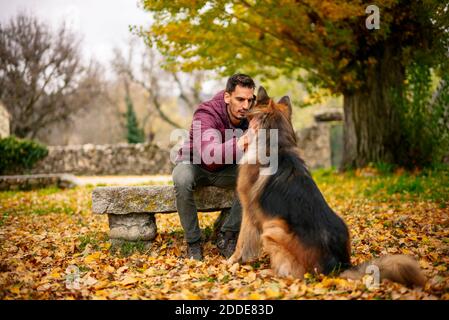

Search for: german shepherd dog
xmin=228 ymin=86 xmax=426 ymax=287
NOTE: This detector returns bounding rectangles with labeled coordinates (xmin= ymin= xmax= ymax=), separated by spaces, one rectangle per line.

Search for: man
xmin=173 ymin=73 xmax=255 ymax=261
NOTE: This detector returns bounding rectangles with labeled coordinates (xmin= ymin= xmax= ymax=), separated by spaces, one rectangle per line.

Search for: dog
xmin=228 ymin=86 xmax=426 ymax=287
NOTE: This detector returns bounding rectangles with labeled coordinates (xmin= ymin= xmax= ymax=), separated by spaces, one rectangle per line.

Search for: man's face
xmin=224 ymin=85 xmax=255 ymax=121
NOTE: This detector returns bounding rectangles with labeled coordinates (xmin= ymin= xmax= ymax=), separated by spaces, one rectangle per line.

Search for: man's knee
xmin=172 ymin=163 xmax=196 ymax=192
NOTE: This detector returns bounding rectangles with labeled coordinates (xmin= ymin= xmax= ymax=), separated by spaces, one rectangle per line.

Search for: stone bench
xmin=91 ymin=186 xmax=235 ymax=244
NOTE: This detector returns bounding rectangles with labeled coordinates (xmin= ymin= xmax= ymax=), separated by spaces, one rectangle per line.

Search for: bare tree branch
xmin=112 ymin=40 xmax=183 ymax=128
xmin=0 ymin=13 xmax=103 ymax=139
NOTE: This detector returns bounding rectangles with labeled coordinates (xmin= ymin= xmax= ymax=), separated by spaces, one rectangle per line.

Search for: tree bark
xmin=341 ymin=43 xmax=405 ymax=169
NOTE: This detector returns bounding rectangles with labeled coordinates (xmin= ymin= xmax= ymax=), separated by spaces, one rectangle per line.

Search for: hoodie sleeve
xmin=192 ymin=108 xmax=245 ymax=171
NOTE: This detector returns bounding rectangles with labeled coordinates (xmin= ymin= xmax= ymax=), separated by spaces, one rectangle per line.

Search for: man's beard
xmin=228 ymin=104 xmax=246 ymax=121
xmin=235 ymin=107 xmax=247 ymax=119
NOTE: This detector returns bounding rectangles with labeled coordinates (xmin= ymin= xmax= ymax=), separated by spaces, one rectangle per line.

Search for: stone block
xmin=108 ymin=213 xmax=157 ymax=241
xmin=92 ymin=185 xmax=235 ymax=215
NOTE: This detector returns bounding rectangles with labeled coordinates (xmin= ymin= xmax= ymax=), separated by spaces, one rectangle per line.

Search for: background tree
xmin=112 ymin=38 xmax=208 ymax=130
xmin=140 ymin=0 xmax=449 ymax=168
xmin=125 ymin=93 xmax=145 ymax=144
xmin=0 ymin=13 xmax=103 ymax=139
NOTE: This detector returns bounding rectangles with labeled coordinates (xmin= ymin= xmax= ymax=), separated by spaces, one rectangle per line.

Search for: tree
xmin=112 ymin=39 xmax=208 ymax=130
xmin=0 ymin=13 xmax=103 ymax=139
xmin=125 ymin=94 xmax=145 ymax=144
xmin=140 ymin=0 xmax=449 ymax=168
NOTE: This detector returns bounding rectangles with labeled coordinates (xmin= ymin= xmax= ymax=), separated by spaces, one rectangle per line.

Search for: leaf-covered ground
xmin=1 ymin=165 xmax=448 ymax=300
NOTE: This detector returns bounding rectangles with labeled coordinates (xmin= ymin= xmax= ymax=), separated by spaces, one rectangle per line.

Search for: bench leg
xmin=108 ymin=213 xmax=157 ymax=242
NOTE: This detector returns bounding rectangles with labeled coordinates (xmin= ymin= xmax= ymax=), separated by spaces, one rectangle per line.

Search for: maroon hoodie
xmin=176 ymin=90 xmax=249 ymax=171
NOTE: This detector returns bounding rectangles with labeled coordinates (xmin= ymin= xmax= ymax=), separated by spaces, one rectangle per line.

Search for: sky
xmin=0 ymin=0 xmax=152 ymax=75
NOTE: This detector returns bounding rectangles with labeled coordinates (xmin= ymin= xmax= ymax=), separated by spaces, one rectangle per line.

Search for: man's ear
xmin=278 ymin=96 xmax=292 ymax=119
xmin=256 ymin=86 xmax=270 ymax=105
xmin=224 ymin=91 xmax=231 ymax=104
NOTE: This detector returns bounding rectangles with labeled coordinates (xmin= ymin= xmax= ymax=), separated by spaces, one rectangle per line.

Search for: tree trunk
xmin=341 ymin=43 xmax=405 ymax=169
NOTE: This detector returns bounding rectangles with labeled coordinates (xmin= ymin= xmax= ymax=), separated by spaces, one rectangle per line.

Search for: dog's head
xmin=243 ymin=86 xmax=297 ymax=175
xmin=247 ymin=86 xmax=293 ymax=132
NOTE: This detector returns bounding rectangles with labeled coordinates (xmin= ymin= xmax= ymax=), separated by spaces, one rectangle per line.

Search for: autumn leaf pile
xmin=1 ymin=166 xmax=448 ymax=300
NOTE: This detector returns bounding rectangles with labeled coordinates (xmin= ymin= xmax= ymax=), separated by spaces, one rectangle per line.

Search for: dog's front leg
xmin=228 ymin=212 xmax=260 ymax=264
xmin=227 ymin=213 xmax=248 ymax=264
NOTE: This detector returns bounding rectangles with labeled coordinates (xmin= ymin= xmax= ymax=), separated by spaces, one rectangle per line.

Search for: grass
xmin=31 ymin=205 xmax=77 ymax=215
xmin=366 ymin=168 xmax=448 ymax=203
xmin=0 ymin=185 xmax=93 ymax=216
xmin=0 ymin=213 xmax=8 ymax=227
xmin=78 ymin=232 xmax=108 ymax=252
xmin=119 ymin=241 xmax=148 ymax=256
xmin=110 ymin=240 xmax=151 ymax=257
xmin=312 ymin=164 xmax=449 ymax=204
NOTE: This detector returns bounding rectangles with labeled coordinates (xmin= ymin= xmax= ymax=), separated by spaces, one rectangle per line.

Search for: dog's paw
xmin=228 ymin=262 xmax=240 ymax=274
xmin=227 ymin=255 xmax=239 ymax=265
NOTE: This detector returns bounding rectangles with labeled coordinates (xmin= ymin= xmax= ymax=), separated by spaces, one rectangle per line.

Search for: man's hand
xmin=248 ymin=117 xmax=259 ymax=131
xmin=237 ymin=132 xmax=250 ymax=151
xmin=237 ymin=118 xmax=259 ymax=151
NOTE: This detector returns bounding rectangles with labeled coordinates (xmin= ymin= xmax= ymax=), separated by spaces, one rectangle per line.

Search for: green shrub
xmin=393 ymin=62 xmax=449 ymax=168
xmin=0 ymin=136 xmax=48 ymax=174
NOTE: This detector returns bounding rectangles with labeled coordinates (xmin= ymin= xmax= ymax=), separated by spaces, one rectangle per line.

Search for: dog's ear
xmin=278 ymin=96 xmax=292 ymax=119
xmin=256 ymin=86 xmax=270 ymax=105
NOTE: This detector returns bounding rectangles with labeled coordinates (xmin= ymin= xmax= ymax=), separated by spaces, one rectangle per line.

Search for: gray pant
xmin=172 ymin=163 xmax=242 ymax=243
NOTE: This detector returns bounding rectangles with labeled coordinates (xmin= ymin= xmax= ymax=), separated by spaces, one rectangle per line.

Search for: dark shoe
xmin=217 ymin=231 xmax=238 ymax=259
xmin=187 ymin=240 xmax=203 ymax=261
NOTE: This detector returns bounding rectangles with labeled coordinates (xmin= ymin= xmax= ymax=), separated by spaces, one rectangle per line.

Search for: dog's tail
xmin=339 ymin=254 xmax=426 ymax=287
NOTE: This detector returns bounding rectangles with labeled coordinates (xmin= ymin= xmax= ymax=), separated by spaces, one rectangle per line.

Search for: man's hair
xmin=225 ymin=73 xmax=255 ymax=93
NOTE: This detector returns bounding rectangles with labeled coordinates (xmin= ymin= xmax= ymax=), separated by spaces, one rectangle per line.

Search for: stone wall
xmin=27 ymin=135 xmax=332 ymax=176
xmin=296 ymin=109 xmax=343 ymax=169
xmin=30 ymin=143 xmax=174 ymax=175
xmin=297 ymin=123 xmax=332 ymax=169
xmin=25 ymin=109 xmax=342 ymax=175
xmin=0 ymin=102 xmax=10 ymax=138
